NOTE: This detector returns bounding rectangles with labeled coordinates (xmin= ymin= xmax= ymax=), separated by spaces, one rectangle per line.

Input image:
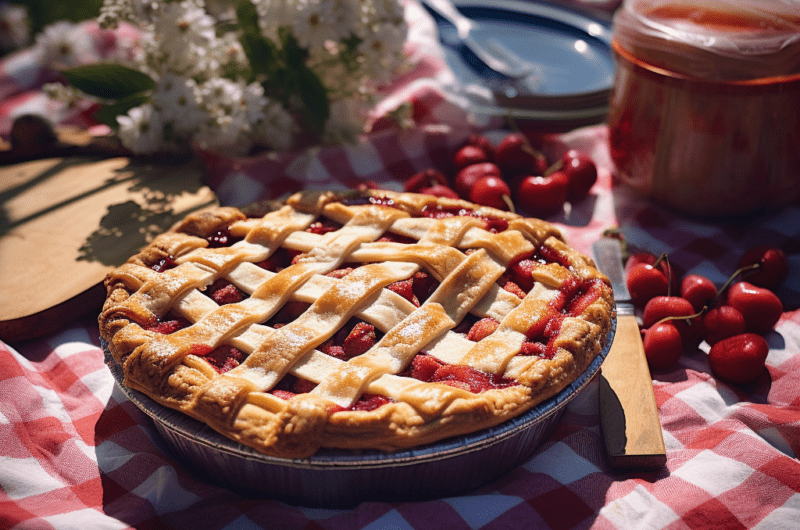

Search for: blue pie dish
xmin=103 ymin=315 xmax=615 ymax=508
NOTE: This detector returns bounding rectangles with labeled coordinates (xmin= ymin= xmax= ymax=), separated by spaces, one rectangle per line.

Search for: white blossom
xmin=255 ymin=100 xmax=298 ymax=151
xmin=192 ymin=114 xmax=253 ymax=156
xmin=36 ymin=21 xmax=98 ymax=68
xmin=152 ymin=72 xmax=207 ymax=132
xmin=151 ymin=1 xmax=216 ymax=75
xmin=292 ymin=0 xmax=359 ymax=51
xmin=87 ymin=0 xmax=410 ymax=155
xmin=253 ymin=0 xmax=295 ymax=42
xmin=99 ymin=0 xmax=162 ymax=29
xmin=117 ymin=104 xmax=165 ymax=154
xmin=358 ymin=21 xmax=408 ymax=83
xmin=199 ymin=77 xmax=243 ymax=116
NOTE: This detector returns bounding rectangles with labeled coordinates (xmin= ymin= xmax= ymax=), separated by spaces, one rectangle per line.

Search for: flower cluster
xmin=59 ymin=0 xmax=410 ymax=155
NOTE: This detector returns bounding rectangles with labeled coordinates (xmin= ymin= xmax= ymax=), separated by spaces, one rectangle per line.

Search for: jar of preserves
xmin=608 ymin=0 xmax=800 ymax=217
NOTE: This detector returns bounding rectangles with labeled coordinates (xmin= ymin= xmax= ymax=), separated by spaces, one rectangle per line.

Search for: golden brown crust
xmin=99 ymin=189 xmax=613 ymax=458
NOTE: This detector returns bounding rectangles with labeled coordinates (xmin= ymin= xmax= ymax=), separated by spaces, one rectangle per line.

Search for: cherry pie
xmin=99 ymin=189 xmax=613 ymax=458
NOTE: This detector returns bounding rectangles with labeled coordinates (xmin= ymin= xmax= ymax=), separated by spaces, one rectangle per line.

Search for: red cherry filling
xmin=502 ymin=280 xmax=526 ymax=299
xmin=144 ymin=316 xmax=191 ymax=334
xmin=255 ymin=247 xmax=297 ymax=273
xmin=270 ymin=374 xmax=395 ymax=412
xmin=418 ymin=205 xmax=509 ymax=233
xmin=151 ymin=255 xmax=178 ymax=272
xmin=387 ymin=277 xmax=418 ymax=306
xmin=377 ymin=232 xmax=417 ymax=244
xmin=192 ymin=345 xmax=247 ymax=374
xmin=340 ymin=195 xmax=399 ymax=208
xmin=204 ymin=279 xmax=246 ymax=305
xmin=270 ymin=373 xmax=318 ymax=399
xmin=507 ymin=254 xmax=538 ymax=293
xmin=405 ymin=353 xmax=515 ymax=393
xmin=349 ymin=394 xmax=393 ymax=412
xmin=467 ymin=317 xmax=499 ymax=342
xmin=206 ymin=226 xmax=242 ymax=248
xmin=343 ymin=322 xmax=377 ymax=358
xmin=518 ymin=305 xmax=565 ymax=360
xmin=306 ymin=218 xmax=342 ymax=235
xmin=386 ymin=269 xmax=439 ymax=307
xmin=515 ymin=276 xmax=603 ymax=360
xmin=326 ymin=267 xmax=354 ymax=279
xmin=318 ymin=319 xmax=381 ymax=361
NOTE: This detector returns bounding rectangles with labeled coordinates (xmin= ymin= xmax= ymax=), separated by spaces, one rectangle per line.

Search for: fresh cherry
xmin=642 ymin=295 xmax=700 ymax=345
xmin=726 ymin=281 xmax=782 ymax=334
xmin=708 ymin=333 xmax=769 ymax=385
xmin=469 ymin=176 xmax=513 ymax=211
xmin=642 ymin=321 xmax=683 ymax=370
xmin=463 ymin=133 xmax=495 ymax=159
xmin=642 ymin=296 xmax=694 ymax=328
xmin=515 ymin=171 xmax=568 ymax=218
xmin=453 ymin=144 xmax=491 ymax=170
xmin=419 ymin=184 xmax=459 ymax=199
xmin=703 ymin=305 xmax=746 ymax=345
xmin=627 ymin=263 xmax=669 ymax=307
xmin=560 ymin=149 xmax=597 ymax=201
xmin=404 ymin=168 xmax=448 ymax=193
xmin=680 ymin=274 xmax=718 ymax=313
xmin=626 ymin=252 xmax=680 ymax=293
xmin=494 ymin=133 xmax=548 ymax=176
xmin=738 ymin=246 xmax=790 ymax=290
xmin=454 ymin=162 xmax=502 ymax=199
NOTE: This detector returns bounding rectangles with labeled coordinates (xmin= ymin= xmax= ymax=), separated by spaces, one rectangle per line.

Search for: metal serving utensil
xmin=420 ymin=0 xmax=535 ymax=81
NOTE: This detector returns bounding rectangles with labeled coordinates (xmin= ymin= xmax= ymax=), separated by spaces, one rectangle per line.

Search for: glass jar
xmin=607 ymin=0 xmax=800 ymax=217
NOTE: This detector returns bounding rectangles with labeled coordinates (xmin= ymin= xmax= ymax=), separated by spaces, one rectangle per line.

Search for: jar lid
xmin=612 ymin=0 xmax=800 ymax=81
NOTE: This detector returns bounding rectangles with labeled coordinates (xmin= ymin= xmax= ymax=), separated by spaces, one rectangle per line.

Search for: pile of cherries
xmin=403 ymin=132 xmax=598 ymax=216
xmin=625 ymin=244 xmax=788 ymax=385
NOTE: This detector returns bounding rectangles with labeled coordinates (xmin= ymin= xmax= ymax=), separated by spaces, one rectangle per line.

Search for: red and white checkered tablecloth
xmin=2 ymin=2 xmax=800 ymax=529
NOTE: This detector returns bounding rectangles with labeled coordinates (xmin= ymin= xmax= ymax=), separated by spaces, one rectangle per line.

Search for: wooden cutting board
xmin=0 ymin=155 xmax=218 ymax=342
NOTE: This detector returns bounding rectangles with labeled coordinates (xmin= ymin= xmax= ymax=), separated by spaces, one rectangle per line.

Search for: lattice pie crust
xmin=99 ymin=190 xmax=613 ymax=458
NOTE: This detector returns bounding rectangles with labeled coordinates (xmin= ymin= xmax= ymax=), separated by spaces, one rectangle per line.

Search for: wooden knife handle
xmin=599 ymin=314 xmax=667 ymax=469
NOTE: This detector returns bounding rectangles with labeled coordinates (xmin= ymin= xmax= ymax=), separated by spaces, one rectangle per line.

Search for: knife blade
xmin=593 ymin=237 xmax=667 ymax=469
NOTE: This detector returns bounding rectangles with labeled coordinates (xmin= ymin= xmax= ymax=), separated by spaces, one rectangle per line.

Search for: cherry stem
xmin=712 ymin=262 xmax=760 ymax=306
xmin=653 ymin=306 xmax=707 ymax=328
xmin=501 ymin=193 xmax=516 ymax=214
xmin=651 ymin=253 xmax=672 ymax=297
xmin=543 ymin=159 xmax=563 ymax=177
xmin=505 ymin=116 xmax=546 ymax=162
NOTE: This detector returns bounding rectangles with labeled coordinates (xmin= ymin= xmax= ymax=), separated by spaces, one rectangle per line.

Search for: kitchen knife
xmin=593 ymin=237 xmax=667 ymax=469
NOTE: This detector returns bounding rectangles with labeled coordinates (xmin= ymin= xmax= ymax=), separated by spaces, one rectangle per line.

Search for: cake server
xmin=593 ymin=237 xmax=667 ymax=469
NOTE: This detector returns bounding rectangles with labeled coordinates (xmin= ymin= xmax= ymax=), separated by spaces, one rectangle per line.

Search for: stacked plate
xmin=432 ymin=0 xmax=615 ymax=129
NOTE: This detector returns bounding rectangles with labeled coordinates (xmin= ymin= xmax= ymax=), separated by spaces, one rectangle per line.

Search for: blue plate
xmin=433 ymin=0 xmax=615 ymax=125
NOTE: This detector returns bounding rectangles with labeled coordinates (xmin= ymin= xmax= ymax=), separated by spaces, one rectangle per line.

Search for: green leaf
xmin=62 ymin=64 xmax=156 ymax=100
xmin=294 ymin=64 xmax=329 ymax=136
xmin=280 ymin=29 xmax=307 ymax=67
xmin=236 ymin=0 xmax=280 ymax=80
xmin=236 ymin=0 xmax=261 ymax=34
xmin=93 ymin=93 xmax=151 ymax=129
xmin=239 ymin=32 xmax=279 ymax=78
